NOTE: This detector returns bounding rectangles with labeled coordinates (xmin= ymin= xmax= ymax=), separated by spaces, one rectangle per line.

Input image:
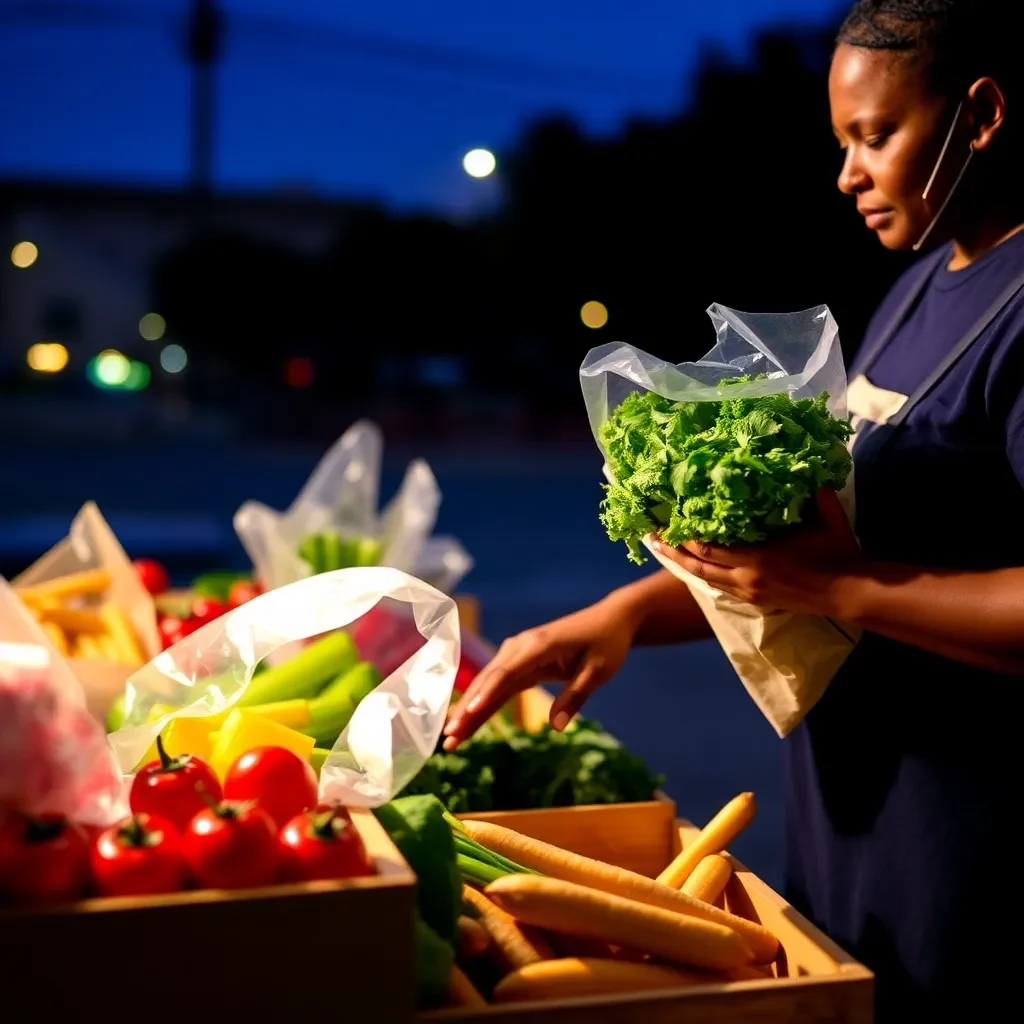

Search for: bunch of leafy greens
xmin=401 ymin=716 xmax=663 ymax=813
xmin=599 ymin=376 xmax=853 ymax=564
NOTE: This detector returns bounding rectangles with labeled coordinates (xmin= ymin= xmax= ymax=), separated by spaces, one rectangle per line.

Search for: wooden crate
xmin=0 ymin=809 xmax=417 ymax=1021
xmin=458 ymin=686 xmax=676 ymax=877
xmin=423 ymin=812 xmax=873 ymax=1023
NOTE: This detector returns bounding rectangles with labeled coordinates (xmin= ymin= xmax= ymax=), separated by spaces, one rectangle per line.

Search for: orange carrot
xmin=456 ymin=915 xmax=490 ymax=959
xmin=658 ymin=793 xmax=757 ymax=889
xmin=681 ymin=854 xmax=733 ymax=905
xmin=462 ymin=883 xmax=553 ymax=972
xmin=493 ymin=957 xmax=709 ymax=1003
xmin=462 ymin=819 xmax=778 ymax=964
xmin=485 ymin=875 xmax=755 ymax=972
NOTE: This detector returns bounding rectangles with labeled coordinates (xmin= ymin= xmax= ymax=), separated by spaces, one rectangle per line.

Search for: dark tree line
xmin=153 ymin=20 xmax=913 ymax=430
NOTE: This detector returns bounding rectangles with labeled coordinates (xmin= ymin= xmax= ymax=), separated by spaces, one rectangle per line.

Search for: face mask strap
xmin=913 ymin=101 xmax=975 ymax=252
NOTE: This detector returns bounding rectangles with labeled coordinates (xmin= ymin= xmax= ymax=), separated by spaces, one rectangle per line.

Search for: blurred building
xmin=0 ymin=178 xmax=353 ymax=378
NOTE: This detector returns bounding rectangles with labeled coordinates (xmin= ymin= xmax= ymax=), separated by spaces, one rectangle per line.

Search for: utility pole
xmin=186 ymin=0 xmax=223 ymax=198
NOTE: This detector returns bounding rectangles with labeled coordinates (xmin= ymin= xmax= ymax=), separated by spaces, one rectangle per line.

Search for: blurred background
xmin=0 ymin=0 xmax=911 ymax=887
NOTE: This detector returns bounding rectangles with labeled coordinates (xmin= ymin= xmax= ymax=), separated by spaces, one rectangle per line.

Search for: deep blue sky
xmin=0 ymin=0 xmax=842 ymax=211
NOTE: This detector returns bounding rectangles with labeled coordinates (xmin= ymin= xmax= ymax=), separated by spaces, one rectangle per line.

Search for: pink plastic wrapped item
xmin=0 ymin=578 xmax=127 ymax=828
xmin=349 ymin=599 xmax=495 ymax=694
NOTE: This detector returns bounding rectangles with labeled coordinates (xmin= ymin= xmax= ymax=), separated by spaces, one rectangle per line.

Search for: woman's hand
xmin=442 ymin=594 xmax=642 ymax=750
xmin=651 ymin=489 xmax=863 ymax=617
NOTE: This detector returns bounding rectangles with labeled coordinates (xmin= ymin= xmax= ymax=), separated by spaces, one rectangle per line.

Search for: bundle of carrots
xmin=442 ymin=792 xmax=766 ymax=1008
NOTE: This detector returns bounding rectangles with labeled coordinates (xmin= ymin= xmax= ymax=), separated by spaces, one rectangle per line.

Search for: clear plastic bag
xmin=107 ymin=567 xmax=460 ymax=807
xmin=580 ymin=304 xmax=860 ymax=737
xmin=0 ymin=577 xmax=128 ymax=826
xmin=233 ymin=420 xmax=473 ymax=593
xmin=13 ymin=501 xmax=160 ymax=667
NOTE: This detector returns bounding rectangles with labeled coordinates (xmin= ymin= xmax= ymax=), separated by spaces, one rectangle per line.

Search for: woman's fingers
xmin=548 ymin=655 xmax=611 ymax=731
xmin=443 ymin=632 xmax=554 ymax=748
xmin=651 ymin=539 xmax=738 ymax=590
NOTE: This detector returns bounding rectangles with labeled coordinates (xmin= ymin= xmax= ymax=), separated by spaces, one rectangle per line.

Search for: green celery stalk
xmin=456 ymin=853 xmax=505 ymax=887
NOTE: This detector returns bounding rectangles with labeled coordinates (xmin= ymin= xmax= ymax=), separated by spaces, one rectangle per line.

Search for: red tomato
xmin=227 ymin=579 xmax=262 ymax=609
xmin=183 ymin=800 xmax=278 ymax=889
xmin=130 ymin=734 xmax=222 ymax=832
xmin=277 ymin=806 xmax=374 ymax=883
xmin=190 ymin=597 xmax=227 ymax=624
xmin=133 ymin=559 xmax=170 ymax=596
xmin=90 ymin=813 xmax=187 ymax=898
xmin=223 ymin=746 xmax=318 ymax=830
xmin=0 ymin=813 xmax=90 ymax=905
xmin=158 ymin=614 xmax=200 ymax=650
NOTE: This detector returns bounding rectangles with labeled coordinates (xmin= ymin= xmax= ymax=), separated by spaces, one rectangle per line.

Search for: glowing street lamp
xmin=462 ymin=148 xmax=496 ymax=178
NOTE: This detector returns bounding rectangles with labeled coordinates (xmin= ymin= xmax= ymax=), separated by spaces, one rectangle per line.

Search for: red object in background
xmin=158 ymin=614 xmax=200 ymax=650
xmin=277 ymin=806 xmax=374 ymax=883
xmin=349 ymin=603 xmax=495 ymax=693
xmin=130 ymin=736 xmax=222 ymax=832
xmin=223 ymin=746 xmax=319 ymax=830
xmin=454 ymin=631 xmax=496 ymax=693
xmin=228 ymin=579 xmax=262 ymax=608
xmin=133 ymin=559 xmax=170 ymax=596
xmin=284 ymin=356 xmax=314 ymax=388
xmin=190 ymin=597 xmax=228 ymax=625
xmin=90 ymin=813 xmax=186 ymax=898
xmin=0 ymin=813 xmax=91 ymax=905
xmin=183 ymin=800 xmax=279 ymax=890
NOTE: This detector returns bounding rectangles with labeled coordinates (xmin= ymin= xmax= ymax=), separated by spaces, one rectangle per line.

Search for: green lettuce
xmin=599 ymin=376 xmax=853 ymax=564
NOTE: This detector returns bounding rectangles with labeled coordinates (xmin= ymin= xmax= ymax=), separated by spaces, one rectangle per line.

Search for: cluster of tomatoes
xmin=0 ymin=742 xmax=373 ymax=907
xmin=132 ymin=559 xmax=264 ymax=650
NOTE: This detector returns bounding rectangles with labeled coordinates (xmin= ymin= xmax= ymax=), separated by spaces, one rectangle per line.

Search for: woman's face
xmin=829 ymin=43 xmax=957 ymax=250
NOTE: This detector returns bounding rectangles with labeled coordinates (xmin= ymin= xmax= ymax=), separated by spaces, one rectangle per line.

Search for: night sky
xmin=0 ymin=0 xmax=843 ymax=211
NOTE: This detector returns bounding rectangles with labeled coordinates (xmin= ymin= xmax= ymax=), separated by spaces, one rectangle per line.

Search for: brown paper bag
xmin=14 ymin=502 xmax=160 ymax=716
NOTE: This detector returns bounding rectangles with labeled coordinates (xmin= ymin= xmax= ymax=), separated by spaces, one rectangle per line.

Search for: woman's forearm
xmin=602 ymin=568 xmax=713 ymax=647
xmin=838 ymin=563 xmax=1024 ymax=674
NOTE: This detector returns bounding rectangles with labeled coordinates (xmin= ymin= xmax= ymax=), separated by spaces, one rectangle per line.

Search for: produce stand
xmin=0 ymin=809 xmax=417 ymax=1019
xmin=432 ymin=816 xmax=872 ymax=1023
xmin=463 ymin=686 xmax=677 ymax=877
xmin=427 ymin=687 xmax=874 ymax=1023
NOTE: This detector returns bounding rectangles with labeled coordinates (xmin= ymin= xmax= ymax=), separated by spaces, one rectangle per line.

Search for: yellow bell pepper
xmin=134 ymin=714 xmax=222 ymax=769
xmin=208 ymin=708 xmax=316 ymax=782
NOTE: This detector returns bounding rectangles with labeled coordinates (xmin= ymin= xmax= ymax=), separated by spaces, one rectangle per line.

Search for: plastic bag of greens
xmin=580 ymin=304 xmax=860 ymax=737
xmin=106 ymin=567 xmax=460 ymax=807
xmin=233 ymin=419 xmax=473 ymax=594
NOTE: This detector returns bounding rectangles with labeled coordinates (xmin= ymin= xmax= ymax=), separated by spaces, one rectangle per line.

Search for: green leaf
xmin=597 ymin=381 xmax=851 ymax=556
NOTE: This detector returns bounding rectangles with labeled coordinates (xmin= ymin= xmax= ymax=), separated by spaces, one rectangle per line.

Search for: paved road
xmin=1 ymin=440 xmax=786 ymax=887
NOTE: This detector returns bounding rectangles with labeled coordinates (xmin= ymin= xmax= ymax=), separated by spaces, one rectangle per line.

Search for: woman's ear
xmin=967 ymin=76 xmax=1007 ymax=152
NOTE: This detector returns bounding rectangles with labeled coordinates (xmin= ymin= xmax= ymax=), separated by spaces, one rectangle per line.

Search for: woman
xmin=444 ymin=1 xmax=1024 ymax=1017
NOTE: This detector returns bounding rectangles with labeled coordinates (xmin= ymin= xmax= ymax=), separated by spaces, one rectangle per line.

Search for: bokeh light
xmin=139 ymin=312 xmax=166 ymax=341
xmin=160 ymin=343 xmax=187 ymax=373
xmin=26 ymin=342 xmax=69 ymax=373
xmin=11 ymin=241 xmax=38 ymax=268
xmin=580 ymin=300 xmax=609 ymax=329
xmin=462 ymin=148 xmax=496 ymax=178
xmin=90 ymin=350 xmax=131 ymax=387
xmin=123 ymin=360 xmax=151 ymax=390
xmin=285 ymin=356 xmax=314 ymax=388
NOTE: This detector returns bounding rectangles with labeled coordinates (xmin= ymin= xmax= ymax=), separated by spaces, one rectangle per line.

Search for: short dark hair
xmin=837 ymin=2 xmax=1013 ymax=96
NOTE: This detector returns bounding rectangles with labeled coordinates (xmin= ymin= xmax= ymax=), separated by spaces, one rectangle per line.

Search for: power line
xmin=0 ymin=0 xmax=676 ymax=99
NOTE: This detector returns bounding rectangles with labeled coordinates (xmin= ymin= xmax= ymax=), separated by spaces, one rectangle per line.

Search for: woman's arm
xmin=837 ymin=563 xmax=1024 ymax=674
xmin=602 ymin=568 xmax=714 ymax=647
xmin=652 ymin=489 xmax=1024 ymax=676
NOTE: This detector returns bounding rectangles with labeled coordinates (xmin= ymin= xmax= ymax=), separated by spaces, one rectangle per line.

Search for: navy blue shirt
xmin=783 ymin=231 xmax=1024 ymax=1021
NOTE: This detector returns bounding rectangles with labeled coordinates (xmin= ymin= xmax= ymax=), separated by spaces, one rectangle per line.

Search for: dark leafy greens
xmin=599 ymin=376 xmax=853 ymax=563
xmin=402 ymin=717 xmax=663 ymax=812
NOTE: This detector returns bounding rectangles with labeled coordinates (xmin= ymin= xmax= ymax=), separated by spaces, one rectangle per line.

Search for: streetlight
xmin=11 ymin=241 xmax=38 ymax=268
xmin=581 ymin=301 xmax=609 ymax=329
xmin=462 ymin=148 xmax=496 ymax=178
